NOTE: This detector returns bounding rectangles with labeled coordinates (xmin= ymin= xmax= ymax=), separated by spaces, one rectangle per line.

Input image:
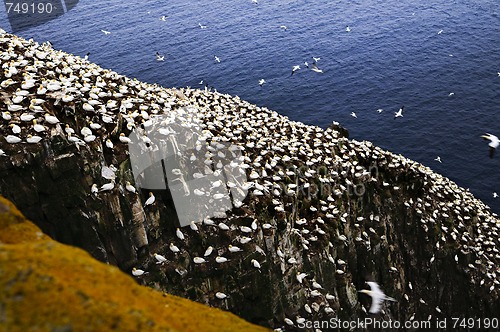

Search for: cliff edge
xmin=0 ymin=196 xmax=268 ymax=332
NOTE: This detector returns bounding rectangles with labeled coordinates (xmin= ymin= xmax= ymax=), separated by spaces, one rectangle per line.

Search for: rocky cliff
xmin=0 ymin=196 xmax=268 ymax=332
xmin=0 ymin=33 xmax=498 ymax=331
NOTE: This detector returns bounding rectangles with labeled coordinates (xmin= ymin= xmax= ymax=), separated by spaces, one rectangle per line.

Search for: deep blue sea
xmin=1 ymin=0 xmax=499 ymax=213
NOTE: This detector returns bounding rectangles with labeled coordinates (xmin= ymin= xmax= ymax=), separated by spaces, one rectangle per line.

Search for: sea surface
xmin=1 ymin=0 xmax=499 ymax=213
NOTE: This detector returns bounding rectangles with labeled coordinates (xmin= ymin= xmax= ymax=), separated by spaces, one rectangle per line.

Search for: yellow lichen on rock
xmin=0 ymin=196 xmax=269 ymax=332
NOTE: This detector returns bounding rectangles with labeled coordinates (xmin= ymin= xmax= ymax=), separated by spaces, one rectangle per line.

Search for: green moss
xmin=0 ymin=196 xmax=269 ymax=332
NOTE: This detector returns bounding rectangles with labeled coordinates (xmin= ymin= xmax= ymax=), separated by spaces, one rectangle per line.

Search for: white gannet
xmin=176 ymin=228 xmax=185 ymax=240
xmin=44 ymin=113 xmax=60 ymax=124
xmin=0 ymin=149 xmax=6 ymax=157
xmin=154 ymin=253 xmax=167 ymax=264
xmin=198 ymin=23 xmax=207 ymax=29
xmin=493 ymin=192 xmax=498 ymax=198
xmin=99 ymin=181 xmax=114 ymax=192
xmin=346 ymin=26 xmax=351 ymax=32
xmin=216 ymin=256 xmax=228 ymax=263
xmin=311 ymin=62 xmax=323 ymax=73
xmin=144 ymin=192 xmax=156 ymax=207
xmin=312 ymin=57 xmax=321 ymax=63
xmin=259 ymin=79 xmax=266 ymax=86
xmin=119 ymin=133 xmax=131 ymax=143
xmin=291 ymin=65 xmax=300 ymax=76
xmin=26 ymin=135 xmax=42 ymax=144
xmin=169 ymin=243 xmax=180 ymax=253
xmin=394 ymin=106 xmax=404 ymax=119
xmin=279 ymin=25 xmax=287 ymax=31
xmin=125 ymin=181 xmax=136 ymax=193
xmin=106 ymin=139 xmax=114 ymax=149
xmin=359 ymin=281 xmax=397 ymax=314
xmin=10 ymin=124 xmax=21 ymax=134
xmin=91 ymin=184 xmax=98 ymax=195
xmin=214 ymin=55 xmax=221 ymax=63
xmin=6 ymin=135 xmax=22 ymax=144
xmin=228 ymin=245 xmax=242 ymax=253
xmin=204 ymin=246 xmax=213 ymax=256
xmin=376 ymin=108 xmax=384 ymax=113
xmin=155 ymin=52 xmax=165 ymax=61
xmin=190 ymin=221 xmax=199 ymax=231
xmin=193 ymin=257 xmax=206 ymax=264
xmin=438 ymin=29 xmax=443 ymax=34
xmin=83 ymin=103 xmax=94 ymax=112
xmin=251 ymin=259 xmax=261 ymax=271
xmin=32 ymin=120 xmax=46 ymax=133
xmin=132 ymin=267 xmax=147 ymax=276
xmin=101 ymin=29 xmax=111 ymax=35
xmin=296 ymin=272 xmax=307 ymax=283
xmin=215 ymin=292 xmax=227 ymax=299
xmin=2 ymin=111 xmax=11 ymax=120
xmin=20 ymin=113 xmax=35 ymax=122
xmin=351 ymin=112 xmax=357 ymax=118
xmin=481 ymin=133 xmax=499 ymax=158
xmin=160 ymin=16 xmax=167 ymax=21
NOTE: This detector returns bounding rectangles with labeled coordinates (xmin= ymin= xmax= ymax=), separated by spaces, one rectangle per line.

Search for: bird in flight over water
xmin=394 ymin=106 xmax=404 ymax=119
xmin=481 ymin=133 xmax=499 ymax=158
xmin=311 ymin=62 xmax=323 ymax=73
xmin=155 ymin=52 xmax=165 ymax=61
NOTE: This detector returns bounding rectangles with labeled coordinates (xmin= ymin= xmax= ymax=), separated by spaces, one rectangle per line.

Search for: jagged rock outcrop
xmin=0 ymin=196 xmax=268 ymax=332
xmin=0 ymin=33 xmax=498 ymax=330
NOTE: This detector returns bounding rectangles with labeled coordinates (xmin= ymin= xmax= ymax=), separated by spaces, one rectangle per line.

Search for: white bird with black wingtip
xmin=359 ymin=281 xmax=396 ymax=314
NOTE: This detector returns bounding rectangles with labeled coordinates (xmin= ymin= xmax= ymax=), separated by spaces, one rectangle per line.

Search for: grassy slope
xmin=0 ymin=196 xmax=269 ymax=332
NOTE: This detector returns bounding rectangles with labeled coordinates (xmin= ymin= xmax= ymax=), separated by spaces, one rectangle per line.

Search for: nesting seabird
xmin=132 ymin=267 xmax=147 ymax=276
xmin=154 ymin=253 xmax=167 ymax=264
xmin=144 ymin=192 xmax=156 ymax=207
xmin=359 ymin=281 xmax=397 ymax=314
xmin=481 ymin=133 xmax=498 ymax=158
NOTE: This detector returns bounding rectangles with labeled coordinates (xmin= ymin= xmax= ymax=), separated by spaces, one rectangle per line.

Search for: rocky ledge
xmin=0 ymin=33 xmax=498 ymax=330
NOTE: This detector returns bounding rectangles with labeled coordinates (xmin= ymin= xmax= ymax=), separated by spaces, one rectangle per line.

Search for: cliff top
xmin=0 ymin=195 xmax=268 ymax=332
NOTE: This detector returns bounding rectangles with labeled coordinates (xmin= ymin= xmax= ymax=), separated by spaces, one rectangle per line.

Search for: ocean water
xmin=1 ymin=0 xmax=499 ymax=213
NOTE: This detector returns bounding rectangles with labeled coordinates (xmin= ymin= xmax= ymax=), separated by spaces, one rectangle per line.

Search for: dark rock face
xmin=0 ymin=33 xmax=498 ymax=330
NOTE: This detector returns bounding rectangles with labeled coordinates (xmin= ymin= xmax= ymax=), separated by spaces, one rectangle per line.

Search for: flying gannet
xmin=101 ymin=30 xmax=111 ymax=35
xmin=311 ymin=62 xmax=323 ymax=73
xmin=291 ymin=65 xmax=300 ymax=76
xmin=481 ymin=133 xmax=499 ymax=158
xmin=155 ymin=52 xmax=165 ymax=61
xmin=359 ymin=281 xmax=397 ymax=314
xmin=394 ymin=106 xmax=404 ymax=119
